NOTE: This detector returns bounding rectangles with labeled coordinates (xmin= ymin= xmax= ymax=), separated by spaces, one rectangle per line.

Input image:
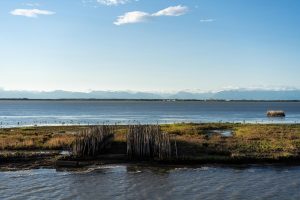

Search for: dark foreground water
xmin=1 ymin=165 xmax=300 ymax=200
xmin=0 ymin=100 xmax=300 ymax=127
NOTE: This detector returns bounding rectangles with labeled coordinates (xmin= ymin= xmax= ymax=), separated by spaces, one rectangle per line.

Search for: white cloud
xmin=10 ymin=9 xmax=55 ymax=18
xmin=200 ymin=18 xmax=216 ymax=23
xmin=97 ymin=0 xmax=129 ymax=6
xmin=152 ymin=5 xmax=188 ymax=17
xmin=114 ymin=11 xmax=149 ymax=25
xmin=114 ymin=5 xmax=188 ymax=25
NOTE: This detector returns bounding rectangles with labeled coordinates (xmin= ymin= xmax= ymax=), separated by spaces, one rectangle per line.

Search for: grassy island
xmin=1 ymin=123 xmax=300 ymax=169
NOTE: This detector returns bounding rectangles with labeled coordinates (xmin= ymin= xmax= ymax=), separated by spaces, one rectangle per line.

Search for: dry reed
xmin=72 ymin=125 xmax=115 ymax=157
xmin=126 ymin=125 xmax=176 ymax=160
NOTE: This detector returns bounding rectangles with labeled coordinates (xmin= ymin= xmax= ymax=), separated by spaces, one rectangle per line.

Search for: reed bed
xmin=127 ymin=125 xmax=177 ymax=160
xmin=72 ymin=125 xmax=115 ymax=157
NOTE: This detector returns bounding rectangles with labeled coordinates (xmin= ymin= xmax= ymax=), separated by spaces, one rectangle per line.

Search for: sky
xmin=1 ymin=0 xmax=300 ymax=92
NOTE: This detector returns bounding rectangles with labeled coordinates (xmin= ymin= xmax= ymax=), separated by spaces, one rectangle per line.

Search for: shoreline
xmin=3 ymin=152 xmax=300 ymax=171
xmin=2 ymin=121 xmax=300 ymax=129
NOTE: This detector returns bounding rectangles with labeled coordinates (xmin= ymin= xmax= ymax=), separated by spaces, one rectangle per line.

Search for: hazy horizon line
xmin=1 ymin=86 xmax=300 ymax=94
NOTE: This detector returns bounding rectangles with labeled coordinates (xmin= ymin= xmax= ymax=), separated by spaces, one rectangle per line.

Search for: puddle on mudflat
xmin=206 ymin=130 xmax=233 ymax=137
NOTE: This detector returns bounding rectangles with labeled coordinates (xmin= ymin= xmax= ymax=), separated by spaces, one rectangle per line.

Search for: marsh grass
xmin=44 ymin=134 xmax=75 ymax=149
xmin=0 ymin=126 xmax=80 ymax=150
xmin=1 ymin=123 xmax=300 ymax=161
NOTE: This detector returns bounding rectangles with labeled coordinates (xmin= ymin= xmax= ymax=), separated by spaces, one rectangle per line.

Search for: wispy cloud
xmin=23 ymin=3 xmax=40 ymax=7
xmin=10 ymin=9 xmax=55 ymax=18
xmin=114 ymin=11 xmax=149 ymax=25
xmin=114 ymin=5 xmax=188 ymax=25
xmin=82 ymin=0 xmax=135 ymax=8
xmin=200 ymin=18 xmax=216 ymax=23
xmin=152 ymin=5 xmax=188 ymax=17
xmin=97 ymin=0 xmax=129 ymax=6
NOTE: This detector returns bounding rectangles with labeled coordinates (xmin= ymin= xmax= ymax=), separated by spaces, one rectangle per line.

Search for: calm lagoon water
xmin=0 ymin=100 xmax=300 ymax=127
xmin=1 ymin=165 xmax=300 ymax=200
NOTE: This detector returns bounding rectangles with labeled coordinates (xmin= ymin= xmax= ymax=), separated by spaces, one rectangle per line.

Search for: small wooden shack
xmin=267 ymin=110 xmax=285 ymax=117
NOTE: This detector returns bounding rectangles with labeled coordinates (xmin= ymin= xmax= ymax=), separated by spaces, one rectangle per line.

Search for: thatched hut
xmin=267 ymin=110 xmax=285 ymax=117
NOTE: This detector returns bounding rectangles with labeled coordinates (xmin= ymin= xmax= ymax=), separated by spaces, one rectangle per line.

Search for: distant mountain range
xmin=1 ymin=89 xmax=300 ymax=100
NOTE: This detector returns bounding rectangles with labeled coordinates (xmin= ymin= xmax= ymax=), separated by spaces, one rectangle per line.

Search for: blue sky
xmin=1 ymin=0 xmax=300 ymax=92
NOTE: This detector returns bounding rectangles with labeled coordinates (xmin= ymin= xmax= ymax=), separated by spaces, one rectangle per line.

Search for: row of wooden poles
xmin=72 ymin=125 xmax=177 ymax=160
